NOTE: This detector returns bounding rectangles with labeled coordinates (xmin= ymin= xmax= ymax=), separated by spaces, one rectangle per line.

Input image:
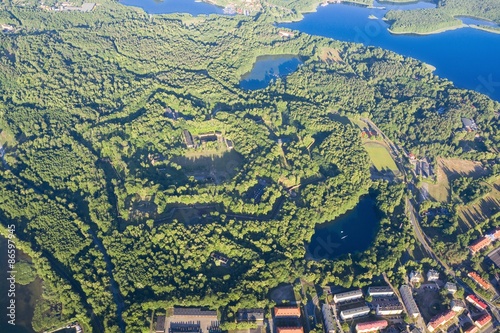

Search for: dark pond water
xmin=119 ymin=0 xmax=223 ymax=15
xmin=458 ymin=16 xmax=500 ymax=28
xmin=239 ymin=55 xmax=303 ymax=90
xmin=0 ymin=235 xmax=42 ymax=333
xmin=280 ymin=2 xmax=500 ymax=101
xmin=308 ymin=196 xmax=379 ymax=260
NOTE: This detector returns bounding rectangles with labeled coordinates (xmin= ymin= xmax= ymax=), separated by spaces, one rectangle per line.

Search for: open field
xmin=422 ymin=159 xmax=450 ymax=203
xmin=458 ymin=178 xmax=500 ymax=226
xmin=363 ymin=141 xmax=399 ymax=173
xmin=424 ymin=158 xmax=491 ymax=204
xmin=173 ymin=149 xmax=244 ymax=184
xmin=440 ymin=158 xmax=489 ymax=180
xmin=319 ymin=47 xmax=342 ymax=63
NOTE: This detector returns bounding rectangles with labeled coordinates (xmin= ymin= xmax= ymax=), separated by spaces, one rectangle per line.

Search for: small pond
xmin=458 ymin=16 xmax=500 ymax=28
xmin=239 ymin=55 xmax=303 ymax=90
xmin=308 ymin=196 xmax=379 ymax=260
xmin=119 ymin=0 xmax=223 ymax=15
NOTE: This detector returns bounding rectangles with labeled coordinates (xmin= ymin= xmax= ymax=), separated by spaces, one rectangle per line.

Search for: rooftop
xmin=156 ymin=315 xmax=166 ymax=333
xmin=467 ymin=272 xmax=491 ymax=290
xmin=469 ymin=237 xmax=492 ymax=254
xmin=334 ymin=289 xmax=363 ymax=301
xmin=475 ymin=313 xmax=492 ymax=327
xmin=172 ymin=307 xmax=218 ymax=317
xmin=368 ymin=286 xmax=393 ymax=294
xmin=274 ymin=306 xmax=301 ymax=318
xmin=277 ymin=328 xmax=303 ymax=333
xmin=466 ymin=295 xmax=488 ymax=310
xmin=355 ymin=320 xmax=388 ymax=332
xmin=341 ymin=306 xmax=370 ymax=315
xmin=237 ymin=309 xmax=264 ymax=322
xmin=428 ymin=310 xmax=455 ymax=330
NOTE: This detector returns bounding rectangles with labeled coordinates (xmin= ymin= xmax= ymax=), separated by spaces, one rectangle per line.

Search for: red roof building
xmin=274 ymin=307 xmax=301 ymax=318
xmin=466 ymin=295 xmax=488 ymax=311
xmin=355 ymin=320 xmax=388 ymax=333
xmin=464 ymin=325 xmax=479 ymax=333
xmin=475 ymin=313 xmax=492 ymax=328
xmin=493 ymin=229 xmax=500 ymax=240
xmin=277 ymin=328 xmax=303 ymax=333
xmin=427 ymin=310 xmax=455 ymax=332
xmin=469 ymin=237 xmax=492 ymax=254
xmin=468 ymin=272 xmax=492 ymax=290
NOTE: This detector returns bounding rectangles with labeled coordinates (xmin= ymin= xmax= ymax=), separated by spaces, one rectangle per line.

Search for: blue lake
xmin=119 ymin=0 xmax=223 ymax=15
xmin=0 ymin=236 xmax=40 ymax=333
xmin=308 ymin=196 xmax=379 ymax=260
xmin=458 ymin=16 xmax=500 ymax=28
xmin=239 ymin=55 xmax=303 ymax=90
xmin=279 ymin=2 xmax=500 ymax=101
xmin=118 ymin=0 xmax=500 ymax=100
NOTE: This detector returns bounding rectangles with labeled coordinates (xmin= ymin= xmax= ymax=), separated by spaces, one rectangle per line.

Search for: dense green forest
xmin=385 ymin=0 xmax=500 ymax=34
xmin=0 ymin=0 xmax=499 ymax=332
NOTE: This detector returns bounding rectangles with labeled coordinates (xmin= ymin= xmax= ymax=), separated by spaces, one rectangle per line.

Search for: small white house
xmin=427 ymin=269 xmax=440 ymax=282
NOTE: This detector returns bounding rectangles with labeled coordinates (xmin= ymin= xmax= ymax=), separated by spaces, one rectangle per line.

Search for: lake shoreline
xmin=388 ymin=19 xmax=500 ymax=36
xmin=387 ymin=23 xmax=466 ymax=36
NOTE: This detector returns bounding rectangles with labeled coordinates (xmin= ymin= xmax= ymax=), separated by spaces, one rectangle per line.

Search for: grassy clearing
xmin=319 ymin=47 xmax=343 ymax=63
xmin=425 ymin=158 xmax=491 ymax=204
xmin=458 ymin=178 xmax=500 ymax=226
xmin=363 ymin=141 xmax=399 ymax=173
xmin=174 ymin=149 xmax=244 ymax=183
xmin=423 ymin=159 xmax=450 ymax=203
xmin=440 ymin=158 xmax=490 ymax=180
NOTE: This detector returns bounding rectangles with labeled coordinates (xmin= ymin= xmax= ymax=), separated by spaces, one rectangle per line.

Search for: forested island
xmin=0 ymin=0 xmax=499 ymax=332
xmin=384 ymin=0 xmax=500 ymax=35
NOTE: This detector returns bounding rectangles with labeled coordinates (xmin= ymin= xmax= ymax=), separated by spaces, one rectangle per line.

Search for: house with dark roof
xmin=462 ymin=118 xmax=478 ymax=132
xmin=236 ymin=309 xmax=264 ymax=322
xmin=155 ymin=315 xmax=166 ymax=333
xmin=183 ymin=130 xmax=195 ymax=149
xmin=166 ymin=307 xmax=220 ymax=333
xmin=367 ymin=286 xmax=394 ymax=297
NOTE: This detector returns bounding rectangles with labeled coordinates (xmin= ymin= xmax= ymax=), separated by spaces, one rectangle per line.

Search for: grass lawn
xmin=363 ymin=141 xmax=399 ymax=173
xmin=458 ymin=178 xmax=500 ymax=226
xmin=422 ymin=159 xmax=450 ymax=203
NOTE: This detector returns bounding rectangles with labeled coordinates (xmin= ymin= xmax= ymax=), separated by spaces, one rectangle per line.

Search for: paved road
xmin=331 ymin=303 xmax=343 ymax=333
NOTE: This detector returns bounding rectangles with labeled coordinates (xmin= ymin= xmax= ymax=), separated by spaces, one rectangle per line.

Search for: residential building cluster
xmin=427 ymin=310 xmax=456 ymax=332
xmin=152 ymin=274 xmax=496 ymax=333
xmin=466 ymin=295 xmax=488 ymax=311
xmin=468 ymin=228 xmax=500 ymax=254
xmin=467 ymin=272 xmax=492 ymax=290
xmin=274 ymin=306 xmax=303 ymax=333
xmin=182 ymin=129 xmax=234 ymax=151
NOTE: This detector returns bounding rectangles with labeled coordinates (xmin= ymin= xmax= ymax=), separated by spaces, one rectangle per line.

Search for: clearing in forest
xmin=440 ymin=158 xmax=489 ymax=180
xmin=458 ymin=178 xmax=500 ymax=226
xmin=319 ymin=47 xmax=343 ymax=63
xmin=424 ymin=158 xmax=490 ymax=204
xmin=363 ymin=141 xmax=399 ymax=174
xmin=423 ymin=159 xmax=450 ymax=203
xmin=174 ymin=149 xmax=244 ymax=184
